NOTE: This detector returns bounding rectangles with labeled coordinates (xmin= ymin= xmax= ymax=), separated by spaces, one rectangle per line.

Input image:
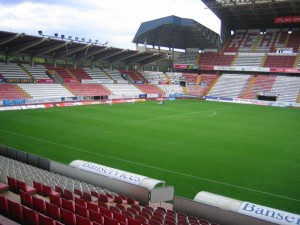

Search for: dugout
xmin=67 ymin=160 xmax=174 ymax=205
xmin=174 ymin=191 xmax=300 ymax=225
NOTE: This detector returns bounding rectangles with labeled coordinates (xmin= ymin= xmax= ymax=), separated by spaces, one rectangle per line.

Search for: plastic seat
xmin=7 ymin=176 xmax=18 ymax=193
xmin=43 ymin=184 xmax=61 ymax=197
xmin=127 ymin=216 xmax=142 ymax=225
xmin=33 ymin=180 xmax=44 ymax=195
xmin=113 ymin=211 xmax=127 ymax=224
xmin=135 ymin=214 xmax=148 ymax=224
xmin=20 ymin=190 xmax=33 ymax=208
xmin=88 ymin=209 xmax=103 ymax=224
xmin=75 ymin=196 xmax=87 ymax=208
xmin=38 ymin=213 xmax=56 ymax=225
xmin=60 ymin=208 xmax=76 ymax=225
xmin=7 ymin=198 xmax=23 ymax=223
xmin=0 ymin=181 xmax=9 ymax=192
xmin=75 ymin=203 xmax=89 ymax=218
xmin=50 ymin=193 xmax=62 ymax=207
xmin=0 ymin=195 xmax=9 ymax=216
xmin=64 ymin=188 xmax=75 ymax=200
xmin=87 ymin=201 xmax=99 ymax=212
xmin=62 ymin=198 xmax=75 ymax=213
xmin=22 ymin=205 xmax=39 ymax=225
xmin=99 ymin=206 xmax=113 ymax=218
xmin=104 ymin=215 xmax=119 ymax=225
xmin=17 ymin=180 xmax=36 ymax=194
xmin=32 ymin=196 xmax=46 ymax=214
xmin=46 ymin=202 xmax=61 ymax=221
xmin=76 ymin=214 xmax=93 ymax=225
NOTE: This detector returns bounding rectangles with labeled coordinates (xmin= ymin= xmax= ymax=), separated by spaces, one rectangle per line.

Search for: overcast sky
xmin=0 ymin=0 xmax=220 ymax=50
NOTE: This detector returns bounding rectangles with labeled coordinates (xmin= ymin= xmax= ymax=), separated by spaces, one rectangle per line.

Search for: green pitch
xmin=0 ymin=100 xmax=299 ymax=214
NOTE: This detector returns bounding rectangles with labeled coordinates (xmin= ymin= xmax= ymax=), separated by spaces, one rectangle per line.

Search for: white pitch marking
xmin=0 ymin=128 xmax=299 ymax=202
xmin=123 ymin=107 xmax=228 ymax=125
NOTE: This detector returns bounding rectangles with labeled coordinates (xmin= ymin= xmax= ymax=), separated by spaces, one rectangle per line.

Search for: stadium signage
xmin=6 ymin=78 xmax=34 ymax=83
xmin=78 ymin=162 xmax=147 ymax=185
xmin=274 ymin=16 xmax=300 ymax=24
xmin=239 ymin=202 xmax=300 ymax=225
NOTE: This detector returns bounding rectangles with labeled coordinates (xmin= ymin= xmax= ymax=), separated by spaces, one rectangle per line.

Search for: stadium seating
xmin=174 ymin=52 xmax=198 ymax=64
xmin=18 ymin=83 xmax=75 ymax=99
xmin=0 ymin=84 xmax=29 ymax=100
xmin=232 ymin=53 xmax=264 ymax=67
xmin=245 ymin=75 xmax=277 ymax=99
xmin=271 ymin=76 xmax=300 ymax=102
xmin=67 ymin=68 xmax=92 ymax=81
xmin=0 ymin=154 xmax=221 ymax=225
xmin=103 ymin=84 xmax=144 ymax=96
xmin=119 ymin=70 xmax=146 ymax=83
xmin=141 ymin=71 xmax=169 ymax=84
xmin=136 ymin=84 xmax=165 ymax=96
xmin=0 ymin=62 xmax=30 ymax=79
xmin=208 ymin=74 xmax=251 ymax=98
xmin=84 ymin=68 xmax=112 ymax=80
xmin=263 ymin=54 xmax=296 ymax=68
xmin=22 ymin=64 xmax=50 ymax=80
xmin=64 ymin=83 xmax=111 ymax=96
xmin=45 ymin=66 xmax=77 ymax=82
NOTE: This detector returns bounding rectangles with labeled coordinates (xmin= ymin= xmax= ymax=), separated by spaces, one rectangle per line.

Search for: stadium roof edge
xmin=132 ymin=15 xmax=221 ymax=51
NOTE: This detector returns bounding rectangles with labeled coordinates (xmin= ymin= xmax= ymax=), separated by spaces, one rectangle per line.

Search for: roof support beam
xmin=32 ymin=42 xmax=69 ymax=57
xmin=7 ymin=37 xmax=49 ymax=54
xmin=0 ymin=33 xmax=24 ymax=46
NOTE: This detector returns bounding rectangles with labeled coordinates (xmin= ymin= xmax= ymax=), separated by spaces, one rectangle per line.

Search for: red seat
xmin=127 ymin=216 xmax=142 ymax=225
xmin=62 ymin=198 xmax=75 ymax=213
xmin=114 ymin=195 xmax=127 ymax=205
xmin=76 ymin=214 xmax=93 ymax=225
xmin=121 ymin=210 xmax=134 ymax=219
xmin=127 ymin=196 xmax=139 ymax=206
xmin=88 ymin=209 xmax=103 ymax=224
xmin=75 ymin=203 xmax=89 ymax=218
xmin=7 ymin=198 xmax=23 ymax=223
xmin=32 ymin=196 xmax=46 ymax=214
xmin=139 ymin=211 xmax=151 ymax=220
xmin=50 ymin=193 xmax=62 ymax=207
xmin=38 ymin=213 xmax=56 ymax=225
xmin=55 ymin=186 xmax=64 ymax=196
xmin=43 ymin=184 xmax=61 ymax=197
xmin=113 ymin=211 xmax=127 ymax=224
xmin=17 ymin=180 xmax=36 ymax=194
xmin=104 ymin=215 xmax=119 ymax=225
xmin=131 ymin=205 xmax=142 ymax=212
xmin=99 ymin=206 xmax=113 ymax=218
xmin=22 ymin=205 xmax=39 ymax=225
xmin=33 ymin=180 xmax=44 ymax=195
xmin=46 ymin=201 xmax=61 ymax=221
xmin=0 ymin=181 xmax=9 ymax=192
xmin=110 ymin=205 xmax=121 ymax=214
xmin=64 ymin=188 xmax=75 ymax=200
xmin=87 ymin=201 xmax=99 ymax=212
xmin=83 ymin=192 xmax=98 ymax=203
xmin=127 ymin=207 xmax=139 ymax=215
xmin=135 ymin=214 xmax=148 ymax=224
xmin=149 ymin=219 xmax=162 ymax=225
xmin=0 ymin=195 xmax=9 ymax=216
xmin=7 ymin=176 xmax=18 ymax=193
xmin=20 ymin=190 xmax=33 ymax=208
xmin=60 ymin=208 xmax=76 ymax=225
xmin=75 ymin=196 xmax=87 ymax=208
xmin=74 ymin=189 xmax=83 ymax=198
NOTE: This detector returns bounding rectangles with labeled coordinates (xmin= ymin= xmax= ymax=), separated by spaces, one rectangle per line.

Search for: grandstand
xmin=1 ymin=0 xmax=300 ymax=225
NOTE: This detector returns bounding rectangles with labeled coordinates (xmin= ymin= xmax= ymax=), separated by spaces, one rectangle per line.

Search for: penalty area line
xmin=0 ymin=128 xmax=299 ymax=202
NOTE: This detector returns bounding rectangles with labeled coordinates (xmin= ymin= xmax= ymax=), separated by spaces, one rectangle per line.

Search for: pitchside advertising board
xmin=239 ymin=202 xmax=300 ymax=225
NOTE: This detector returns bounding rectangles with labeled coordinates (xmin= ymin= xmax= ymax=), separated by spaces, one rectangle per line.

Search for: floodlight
xmin=61 ymin=35 xmax=65 ymax=39
xmin=89 ymin=39 xmax=92 ymax=43
xmin=68 ymin=36 xmax=72 ymax=40
xmin=75 ymin=37 xmax=79 ymax=41
xmin=95 ymin=40 xmax=98 ymax=44
xmin=54 ymin=33 xmax=58 ymax=38
xmin=38 ymin=30 xmax=43 ymax=35
xmin=81 ymin=38 xmax=85 ymax=42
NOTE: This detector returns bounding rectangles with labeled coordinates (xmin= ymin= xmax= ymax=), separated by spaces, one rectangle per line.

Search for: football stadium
xmin=0 ymin=0 xmax=300 ymax=225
